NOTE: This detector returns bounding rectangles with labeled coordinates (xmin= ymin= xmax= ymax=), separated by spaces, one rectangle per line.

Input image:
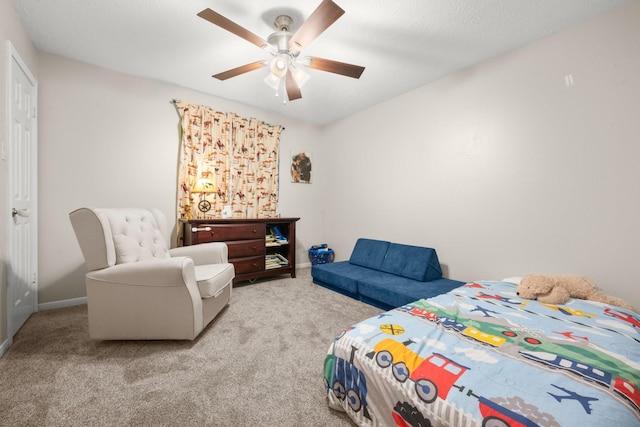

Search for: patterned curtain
xmin=175 ymin=101 xmax=283 ymax=222
xmin=175 ymin=101 xmax=231 ymax=220
xmin=231 ymin=116 xmax=283 ymax=218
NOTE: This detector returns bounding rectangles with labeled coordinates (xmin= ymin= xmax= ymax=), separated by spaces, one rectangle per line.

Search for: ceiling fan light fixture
xmin=291 ymin=66 xmax=310 ymax=88
xmin=264 ymin=72 xmax=281 ymax=90
xmin=270 ymin=57 xmax=288 ymax=78
xmin=298 ymin=57 xmax=313 ymax=67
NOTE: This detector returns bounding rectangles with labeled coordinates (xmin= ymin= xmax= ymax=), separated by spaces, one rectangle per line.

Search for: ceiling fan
xmin=197 ymin=0 xmax=365 ymax=102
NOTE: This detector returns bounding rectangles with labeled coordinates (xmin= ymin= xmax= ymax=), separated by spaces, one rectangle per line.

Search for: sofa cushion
xmin=194 ymin=263 xmax=234 ymax=298
xmin=348 ymin=238 xmax=390 ymax=270
xmin=379 ymin=243 xmax=442 ymax=281
xmin=312 ymin=261 xmax=377 ymax=297
xmin=358 ymin=276 xmax=463 ymax=311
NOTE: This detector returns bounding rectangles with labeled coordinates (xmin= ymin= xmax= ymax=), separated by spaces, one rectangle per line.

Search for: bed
xmin=324 ymin=280 xmax=640 ymax=426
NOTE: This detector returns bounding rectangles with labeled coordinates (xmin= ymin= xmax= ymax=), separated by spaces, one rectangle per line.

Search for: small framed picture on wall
xmin=291 ymin=151 xmax=312 ymax=184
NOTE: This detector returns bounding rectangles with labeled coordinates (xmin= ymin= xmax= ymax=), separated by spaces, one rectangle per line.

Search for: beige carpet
xmin=0 ymin=268 xmax=381 ymax=427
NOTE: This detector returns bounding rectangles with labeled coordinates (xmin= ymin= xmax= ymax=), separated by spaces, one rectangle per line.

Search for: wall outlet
xmin=564 ymin=74 xmax=575 ymax=87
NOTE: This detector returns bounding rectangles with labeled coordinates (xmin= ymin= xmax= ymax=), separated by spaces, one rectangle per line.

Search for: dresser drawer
xmin=192 ymin=223 xmax=266 ymax=243
xmin=232 ymin=256 xmax=265 ymax=275
xmin=227 ymin=239 xmax=265 ymax=258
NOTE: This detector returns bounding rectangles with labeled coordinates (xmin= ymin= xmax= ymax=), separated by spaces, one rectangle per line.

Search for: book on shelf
xmin=265 ymin=234 xmax=286 ymax=246
xmin=265 ymin=253 xmax=288 ymax=269
xmin=267 ymin=226 xmax=288 ymax=244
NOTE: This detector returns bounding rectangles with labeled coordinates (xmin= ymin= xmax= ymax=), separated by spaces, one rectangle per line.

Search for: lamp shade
xmin=192 ymin=177 xmax=216 ymax=193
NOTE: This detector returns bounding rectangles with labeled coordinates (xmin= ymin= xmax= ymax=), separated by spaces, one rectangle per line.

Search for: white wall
xmin=37 ymin=53 xmax=324 ymax=304
xmin=1 ymin=0 xmax=39 ymax=345
xmin=17 ymin=0 xmax=640 ymax=314
xmin=320 ymin=1 xmax=640 ymax=309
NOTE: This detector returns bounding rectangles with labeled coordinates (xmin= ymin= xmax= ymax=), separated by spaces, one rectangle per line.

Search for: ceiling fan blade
xmin=198 ymin=8 xmax=269 ymax=49
xmin=213 ymin=61 xmax=266 ymax=80
xmin=289 ymin=0 xmax=345 ymax=53
xmin=308 ymin=57 xmax=365 ymax=79
xmin=285 ymin=71 xmax=302 ymax=101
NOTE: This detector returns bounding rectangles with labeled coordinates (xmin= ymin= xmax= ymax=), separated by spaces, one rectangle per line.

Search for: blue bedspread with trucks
xmin=324 ymin=280 xmax=640 ymax=427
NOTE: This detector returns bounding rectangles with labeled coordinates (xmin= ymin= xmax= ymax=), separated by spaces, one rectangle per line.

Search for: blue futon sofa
xmin=311 ymin=238 xmax=465 ymax=311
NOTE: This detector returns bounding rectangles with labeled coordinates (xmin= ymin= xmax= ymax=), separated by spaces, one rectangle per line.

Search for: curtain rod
xmin=170 ymin=99 xmax=285 ymax=131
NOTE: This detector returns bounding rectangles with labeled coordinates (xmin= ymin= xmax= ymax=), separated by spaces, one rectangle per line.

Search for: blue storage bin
xmin=308 ymin=245 xmax=335 ymax=265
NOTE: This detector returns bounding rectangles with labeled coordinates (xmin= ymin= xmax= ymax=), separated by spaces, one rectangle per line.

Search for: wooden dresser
xmin=180 ymin=218 xmax=300 ymax=283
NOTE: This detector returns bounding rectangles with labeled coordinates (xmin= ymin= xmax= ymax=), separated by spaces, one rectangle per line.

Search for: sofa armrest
xmin=169 ymin=242 xmax=229 ymax=265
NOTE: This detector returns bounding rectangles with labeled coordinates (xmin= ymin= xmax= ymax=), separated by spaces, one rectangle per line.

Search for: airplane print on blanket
xmin=324 ymin=280 xmax=640 ymax=427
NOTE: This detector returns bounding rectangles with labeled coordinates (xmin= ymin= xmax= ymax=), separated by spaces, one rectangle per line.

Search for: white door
xmin=7 ymin=42 xmax=38 ymax=338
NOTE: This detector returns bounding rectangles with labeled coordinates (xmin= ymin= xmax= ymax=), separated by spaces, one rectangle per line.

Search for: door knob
xmin=11 ymin=208 xmax=30 ymax=218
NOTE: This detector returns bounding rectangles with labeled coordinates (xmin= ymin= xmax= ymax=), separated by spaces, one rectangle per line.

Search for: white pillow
xmin=501 ymin=276 xmax=522 ymax=285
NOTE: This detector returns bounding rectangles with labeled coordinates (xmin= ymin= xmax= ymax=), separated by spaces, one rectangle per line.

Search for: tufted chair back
xmin=70 ymin=207 xmax=172 ymax=271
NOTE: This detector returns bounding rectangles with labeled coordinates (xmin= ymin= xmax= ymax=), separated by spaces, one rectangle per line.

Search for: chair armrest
xmin=169 ymin=242 xmax=229 ymax=265
xmin=86 ymin=257 xmax=196 ymax=287
xmin=84 ymin=257 xmax=205 ymax=340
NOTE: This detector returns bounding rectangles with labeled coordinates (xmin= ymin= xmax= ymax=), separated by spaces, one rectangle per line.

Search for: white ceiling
xmin=12 ymin=0 xmax=634 ymax=125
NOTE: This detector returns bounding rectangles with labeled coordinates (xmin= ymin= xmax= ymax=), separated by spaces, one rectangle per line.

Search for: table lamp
xmin=191 ymin=177 xmax=216 ymax=215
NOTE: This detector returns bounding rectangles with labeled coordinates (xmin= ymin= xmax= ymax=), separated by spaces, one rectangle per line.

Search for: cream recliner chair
xmin=69 ymin=207 xmax=234 ymax=340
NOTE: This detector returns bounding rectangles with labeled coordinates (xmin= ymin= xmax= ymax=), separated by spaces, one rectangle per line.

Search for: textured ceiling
xmin=12 ymin=0 xmax=634 ymax=125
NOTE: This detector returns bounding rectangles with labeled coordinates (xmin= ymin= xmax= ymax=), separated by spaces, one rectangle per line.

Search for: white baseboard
xmin=0 ymin=338 xmax=10 ymax=358
xmin=38 ymin=296 xmax=87 ymax=311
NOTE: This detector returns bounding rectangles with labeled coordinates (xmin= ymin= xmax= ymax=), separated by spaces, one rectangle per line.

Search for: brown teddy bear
xmin=516 ymin=274 xmax=638 ymax=313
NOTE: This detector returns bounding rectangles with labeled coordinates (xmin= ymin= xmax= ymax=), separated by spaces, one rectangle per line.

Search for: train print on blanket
xmin=324 ymin=280 xmax=640 ymax=427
